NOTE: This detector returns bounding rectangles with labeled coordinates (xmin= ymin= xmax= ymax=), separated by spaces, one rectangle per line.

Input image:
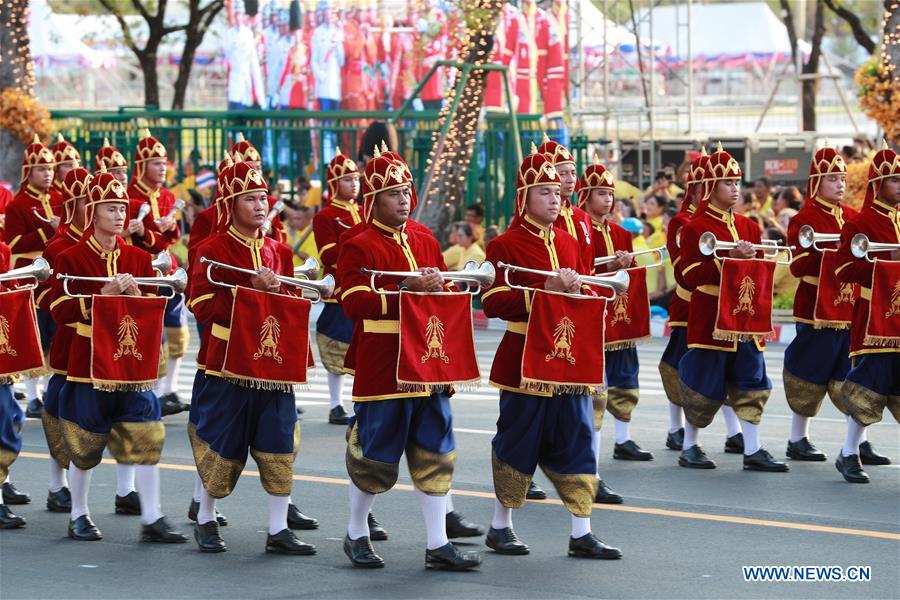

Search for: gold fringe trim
xmin=605 ymin=336 xmax=652 ymax=352
xmin=220 ymin=373 xmax=299 ymax=393
xmin=712 ymin=329 xmax=774 ymax=344
xmin=861 ymin=335 xmax=900 ymax=348
xmin=813 ymin=320 xmax=851 ymax=331
xmin=396 ymin=378 xmax=480 ymax=395
xmin=519 ymin=378 xmax=598 ymax=396
xmin=92 ymin=381 xmax=156 ymax=393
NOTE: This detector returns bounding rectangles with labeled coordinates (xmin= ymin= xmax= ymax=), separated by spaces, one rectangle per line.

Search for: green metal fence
xmin=49 ymin=107 xmax=580 ymax=228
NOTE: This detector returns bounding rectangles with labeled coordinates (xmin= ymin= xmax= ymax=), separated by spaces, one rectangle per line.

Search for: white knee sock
xmin=193 ymin=472 xmax=203 ymax=503
xmin=491 ymin=498 xmax=513 ymax=530
xmin=347 ymin=482 xmax=375 ymax=540
xmin=197 ymin=490 xmax=217 ymax=525
xmin=24 ymin=377 xmax=39 ymax=401
xmin=614 ymin=418 xmax=630 ymax=444
xmin=445 ymin=491 xmax=454 ymax=514
xmin=721 ymin=406 xmax=742 ymax=437
xmin=683 ymin=422 xmax=700 ymax=449
xmin=740 ymin=420 xmax=761 ymax=455
xmin=591 ymin=429 xmax=602 ymax=476
xmin=160 ymin=357 xmax=181 ymax=396
xmin=69 ymin=463 xmax=92 ymax=520
xmin=860 ymin=421 xmax=868 ymax=443
xmin=415 ymin=489 xmax=449 ymax=550
xmin=668 ymin=402 xmax=684 ymax=433
xmin=327 ymin=372 xmax=344 ymax=410
xmin=115 ymin=463 xmax=136 ymax=496
xmin=789 ymin=413 xmax=810 ymax=443
xmin=48 ymin=461 xmax=67 ymax=493
xmin=570 ymin=515 xmax=591 ymax=538
xmin=842 ymin=419 xmax=866 ymax=457
xmin=268 ymin=494 xmax=290 ymax=535
xmin=134 ymin=465 xmax=163 ymax=525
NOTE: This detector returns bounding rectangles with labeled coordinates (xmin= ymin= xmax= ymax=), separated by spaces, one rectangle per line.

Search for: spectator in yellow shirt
xmin=284 ymin=205 xmax=319 ymax=267
xmin=464 ymin=202 xmax=486 ymax=249
xmin=442 ymin=222 xmax=486 ymax=271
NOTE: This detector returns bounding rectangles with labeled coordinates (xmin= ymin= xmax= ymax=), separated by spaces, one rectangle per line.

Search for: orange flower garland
xmin=0 ymin=87 xmax=53 ymax=145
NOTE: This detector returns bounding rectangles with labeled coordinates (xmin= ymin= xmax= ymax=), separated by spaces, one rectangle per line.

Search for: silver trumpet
xmin=698 ymin=231 xmax=794 ymax=264
xmin=135 ymin=202 xmax=152 ymax=222
xmin=850 ymin=234 xmax=900 ymax=262
xmin=260 ymin=200 xmax=285 ymax=235
xmin=155 ymin=199 xmax=185 ymax=225
xmin=594 ymin=246 xmax=667 ymax=269
xmin=32 ymin=208 xmax=53 ymax=223
xmin=0 ymin=257 xmax=52 ymax=287
xmin=57 ymin=268 xmax=188 ymax=299
xmin=200 ymin=256 xmax=334 ymax=302
xmin=293 ymin=257 xmax=321 ymax=280
xmin=361 ymin=261 xmax=496 ymax=295
xmin=151 ymin=252 xmax=172 ymax=275
xmin=497 ymin=261 xmax=629 ymax=299
xmin=798 ymin=225 xmax=841 ymax=251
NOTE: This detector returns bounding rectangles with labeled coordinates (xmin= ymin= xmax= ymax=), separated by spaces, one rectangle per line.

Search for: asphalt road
xmin=1 ymin=325 xmax=898 ymax=600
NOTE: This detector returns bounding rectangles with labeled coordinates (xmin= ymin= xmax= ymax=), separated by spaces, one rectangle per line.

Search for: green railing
xmin=49 ymin=107 xmax=578 ymax=227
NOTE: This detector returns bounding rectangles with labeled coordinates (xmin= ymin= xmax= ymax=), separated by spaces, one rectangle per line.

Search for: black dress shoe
xmin=485 ymin=526 xmax=529 ymax=555
xmin=835 ymin=453 xmax=870 ymax=483
xmin=446 ymin=510 xmax=485 ymax=538
xmin=786 ymin=437 xmax=827 ymax=461
xmin=666 ymin=428 xmax=685 ymax=451
xmin=25 ymin=397 xmax=44 ymax=419
xmin=0 ymin=505 xmax=26 ymax=529
xmin=68 ymin=515 xmax=102 ymax=541
xmin=367 ymin=512 xmax=388 ymax=541
xmin=568 ymin=532 xmax=623 ymax=559
xmin=115 ymin=491 xmax=142 ymax=515
xmin=2 ymin=481 xmax=31 ymax=505
xmin=724 ymin=433 xmax=744 ymax=454
xmin=425 ymin=542 xmax=482 ymax=571
xmin=594 ymin=479 xmax=623 ymax=504
xmin=47 ymin=487 xmax=72 ymax=512
xmin=525 ymin=481 xmax=547 ymax=500
xmin=679 ymin=445 xmax=716 ymax=469
xmin=14 ymin=391 xmax=25 ymax=400
xmin=328 ymin=405 xmax=350 ymax=425
xmin=141 ymin=516 xmax=188 ymax=543
xmin=743 ymin=448 xmax=789 ymax=472
xmin=194 ymin=521 xmax=226 ymax=553
xmin=859 ymin=441 xmax=892 ymax=466
xmin=159 ymin=393 xmax=189 ymax=416
xmin=266 ymin=529 xmax=316 ymax=555
xmin=613 ymin=440 xmax=654 ymax=461
xmin=344 ymin=535 xmax=384 ymax=568
xmin=287 ymin=504 xmax=319 ymax=530
xmin=187 ymin=499 xmax=228 ymax=526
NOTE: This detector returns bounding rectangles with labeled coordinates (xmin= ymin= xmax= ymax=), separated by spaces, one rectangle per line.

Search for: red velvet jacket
xmin=0 ymin=242 xmax=9 ymax=280
xmin=337 ymin=219 xmax=450 ymax=401
xmin=49 ymin=235 xmax=154 ymax=382
xmin=679 ymin=203 xmax=765 ymax=352
xmin=127 ymin=181 xmax=180 ymax=253
xmin=667 ymin=206 xmax=696 ymax=327
xmin=5 ymin=186 xmax=56 ymax=267
xmin=481 ymin=216 xmax=588 ymax=394
xmin=555 ymin=202 xmax=593 ymax=273
xmin=835 ymin=200 xmax=900 ymax=356
xmin=788 ymin=198 xmax=857 ymax=324
xmin=589 ymin=216 xmax=635 ymax=274
xmin=313 ymin=198 xmax=362 ymax=301
xmin=37 ymin=224 xmax=84 ymax=374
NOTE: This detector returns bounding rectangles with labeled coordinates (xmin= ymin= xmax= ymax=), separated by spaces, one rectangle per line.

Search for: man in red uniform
xmin=833 ymin=143 xmax=900 ymax=483
xmin=538 ymin=137 xmax=592 ymax=271
xmin=50 ymin=134 xmax=81 ymax=209
xmin=49 ymin=169 xmax=187 ymax=543
xmin=336 ymin=149 xmax=482 ymax=571
xmin=481 ymin=151 xmax=622 ymax=560
xmin=677 ymin=146 xmax=787 ymax=472
xmin=230 ymin=134 xmax=287 ymax=244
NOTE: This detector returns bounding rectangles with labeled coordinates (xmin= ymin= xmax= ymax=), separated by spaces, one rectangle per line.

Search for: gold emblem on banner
xmin=834 ymin=283 xmax=856 ymax=306
xmin=546 ymin=316 xmax=576 ymax=364
xmin=113 ymin=315 xmax=142 ymax=360
xmin=733 ymin=276 xmax=757 ymax=316
xmin=254 ymin=316 xmax=284 ymax=363
xmin=885 ymin=280 xmax=900 ymax=318
xmin=0 ymin=315 xmax=17 ymax=356
xmin=421 ymin=315 xmax=449 ymax=363
xmin=610 ymin=291 xmax=632 ymax=325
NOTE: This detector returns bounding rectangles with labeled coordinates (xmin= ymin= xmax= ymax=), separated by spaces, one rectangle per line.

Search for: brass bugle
xmin=155 ymin=199 xmax=185 ymax=224
xmin=260 ymin=200 xmax=285 ymax=235
xmin=293 ymin=257 xmax=321 ymax=280
xmin=594 ymin=246 xmax=667 ymax=267
xmin=798 ymin=225 xmax=840 ymax=250
xmin=496 ymin=261 xmax=630 ymax=297
xmin=850 ymin=233 xmax=900 ymax=262
xmin=200 ymin=256 xmax=334 ymax=302
xmin=32 ymin=208 xmax=53 ymax=223
xmin=57 ymin=268 xmax=188 ymax=299
xmin=0 ymin=257 xmax=51 ymax=283
xmin=698 ymin=232 xmax=794 ymax=263
xmin=151 ymin=252 xmax=172 ymax=275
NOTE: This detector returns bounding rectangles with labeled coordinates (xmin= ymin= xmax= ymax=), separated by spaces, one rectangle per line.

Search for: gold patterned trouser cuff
xmin=41 ymin=412 xmax=70 ymax=470
xmin=406 ymin=443 xmax=455 ymax=496
xmin=189 ymin=424 xmax=245 ymax=499
xmin=827 ymin=380 xmax=848 ymax=415
xmin=680 ymin=382 xmax=722 ymax=429
xmin=60 ymin=419 xmax=107 ymax=470
xmin=783 ymin=370 xmax=827 ymax=418
xmin=345 ymin=422 xmax=399 ymax=494
xmin=250 ymin=422 xmax=300 ymax=497
xmin=316 ymin=333 xmax=350 ymax=375
xmin=107 ymin=421 xmax=165 ymax=465
xmin=659 ymin=361 xmax=683 ymax=407
xmin=842 ymin=381 xmax=900 ymax=427
xmin=157 ymin=342 xmax=168 ymax=378
xmin=0 ymin=447 xmax=18 ymax=483
xmin=541 ymin=466 xmax=597 ymax=517
xmin=165 ymin=325 xmax=190 ymax=359
xmin=591 ymin=392 xmax=607 ymax=431
xmin=491 ymin=449 xmax=532 ymax=509
xmin=725 ymin=387 xmax=769 ymax=425
xmin=606 ymin=388 xmax=639 ymax=422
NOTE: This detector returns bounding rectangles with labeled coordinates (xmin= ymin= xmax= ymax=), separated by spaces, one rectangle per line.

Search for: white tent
xmin=28 ymin=0 xmax=116 ymax=69
xmin=575 ymin=0 xmax=669 ymax=55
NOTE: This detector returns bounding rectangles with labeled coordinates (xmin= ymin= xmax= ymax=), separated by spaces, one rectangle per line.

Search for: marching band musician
xmin=833 ymin=143 xmax=900 ymax=483
xmin=336 ymin=148 xmax=482 ymax=571
xmin=481 ymin=151 xmax=622 ymax=560
xmin=50 ymin=134 xmax=81 ymax=208
xmin=230 ymin=134 xmax=287 ymax=244
xmin=188 ymin=161 xmax=317 ymax=555
xmin=48 ymin=168 xmax=187 ymax=543
xmin=676 ymin=145 xmax=788 ymax=472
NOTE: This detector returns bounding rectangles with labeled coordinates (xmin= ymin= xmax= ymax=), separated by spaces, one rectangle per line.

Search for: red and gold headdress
xmin=864 ymin=140 xmax=900 ymax=209
xmin=361 ymin=144 xmax=412 ymax=222
xmin=701 ymin=142 xmax=742 ymax=202
xmin=60 ymin=167 xmax=92 ymax=225
xmin=806 ymin=141 xmax=847 ymax=203
xmin=20 ymin=134 xmax=55 ymax=185
xmin=683 ymin=146 xmax=710 ymax=213
xmin=94 ymin=137 xmax=128 ymax=173
xmin=51 ymin=133 xmax=81 ymax=168
xmin=220 ymin=161 xmax=268 ymax=226
xmin=325 ymin=146 xmax=359 ymax=199
xmin=87 ymin=167 xmax=129 ymax=222
xmin=132 ymin=128 xmax=167 ymax=181
xmin=378 ymin=141 xmax=418 ymax=213
xmin=537 ymin=133 xmax=576 ymax=168
xmin=230 ymin=132 xmax=262 ymax=164
xmin=515 ymin=148 xmax=562 ymax=215
xmin=576 ymin=158 xmax=615 ymax=208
